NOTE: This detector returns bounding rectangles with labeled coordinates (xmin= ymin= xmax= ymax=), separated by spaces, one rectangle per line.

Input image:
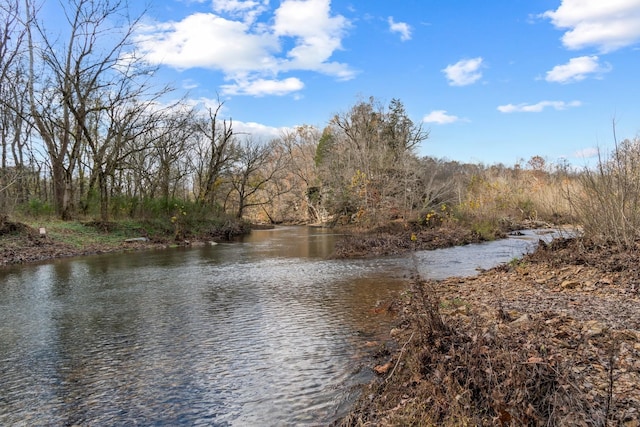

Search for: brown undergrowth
xmin=339 ymin=238 xmax=640 ymax=426
xmin=332 ymin=221 xmax=507 ymax=259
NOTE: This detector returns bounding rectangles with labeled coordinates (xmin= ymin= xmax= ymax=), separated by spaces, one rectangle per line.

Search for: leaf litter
xmin=338 ymin=237 xmax=640 ymax=426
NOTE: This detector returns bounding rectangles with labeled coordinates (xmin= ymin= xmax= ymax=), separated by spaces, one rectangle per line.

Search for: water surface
xmin=0 ymin=226 xmax=555 ymax=425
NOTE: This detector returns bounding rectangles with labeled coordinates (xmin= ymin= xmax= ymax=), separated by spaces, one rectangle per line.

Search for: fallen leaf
xmin=373 ymin=361 xmax=393 ymax=374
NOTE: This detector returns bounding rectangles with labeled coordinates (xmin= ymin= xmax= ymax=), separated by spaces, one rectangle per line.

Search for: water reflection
xmin=0 ymin=226 xmax=557 ymax=426
xmin=234 ymin=226 xmax=340 ymax=260
xmin=0 ymin=227 xmax=407 ymax=426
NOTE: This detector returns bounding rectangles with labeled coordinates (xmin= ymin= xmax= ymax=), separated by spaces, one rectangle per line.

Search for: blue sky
xmin=48 ymin=0 xmax=640 ymax=167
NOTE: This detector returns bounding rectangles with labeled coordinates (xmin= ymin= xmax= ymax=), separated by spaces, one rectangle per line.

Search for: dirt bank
xmin=339 ymin=238 xmax=640 ymax=426
xmin=0 ymin=228 xmax=161 ymax=266
xmin=0 ymin=217 xmax=242 ymax=266
xmin=332 ymin=221 xmax=508 ymax=258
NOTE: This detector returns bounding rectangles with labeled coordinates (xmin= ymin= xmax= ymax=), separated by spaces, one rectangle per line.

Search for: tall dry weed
xmin=571 ymin=137 xmax=640 ymax=247
xmin=456 ymin=165 xmax=575 ymax=229
xmin=338 ymin=279 xmax=602 ymax=426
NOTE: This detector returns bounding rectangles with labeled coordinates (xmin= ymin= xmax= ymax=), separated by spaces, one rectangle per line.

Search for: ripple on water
xmin=1 ymin=227 xmax=551 ymax=425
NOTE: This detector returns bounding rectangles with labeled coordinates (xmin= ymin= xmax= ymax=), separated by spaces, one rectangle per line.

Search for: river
xmin=0 ymin=226 xmax=555 ymax=426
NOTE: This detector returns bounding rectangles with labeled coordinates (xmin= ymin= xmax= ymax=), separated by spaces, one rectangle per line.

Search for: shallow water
xmin=0 ymin=226 xmax=557 ymax=426
xmin=413 ymin=228 xmax=563 ymax=279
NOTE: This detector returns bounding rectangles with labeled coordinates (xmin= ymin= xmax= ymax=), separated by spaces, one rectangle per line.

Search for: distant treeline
xmin=2 ymin=0 xmax=639 ymax=247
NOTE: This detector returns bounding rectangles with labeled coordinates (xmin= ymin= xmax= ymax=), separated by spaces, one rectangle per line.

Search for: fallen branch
xmin=386 ymin=331 xmax=414 ymax=382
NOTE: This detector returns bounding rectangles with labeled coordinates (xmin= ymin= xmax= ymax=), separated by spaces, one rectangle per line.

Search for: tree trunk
xmin=50 ymin=159 xmax=73 ymax=219
xmin=99 ymin=170 xmax=109 ymax=221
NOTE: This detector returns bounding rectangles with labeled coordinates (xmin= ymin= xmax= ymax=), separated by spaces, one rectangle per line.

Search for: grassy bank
xmin=0 ymin=216 xmax=250 ymax=266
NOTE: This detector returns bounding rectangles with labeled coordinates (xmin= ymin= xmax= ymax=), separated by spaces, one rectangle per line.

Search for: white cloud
xmin=497 ymin=100 xmax=582 ymax=113
xmin=220 ymin=77 xmax=304 ymax=96
xmin=545 ymin=55 xmax=612 ymax=83
xmin=182 ymin=79 xmax=199 ymax=90
xmin=180 ymin=97 xmax=292 ymax=137
xmin=542 ymin=0 xmax=640 ymax=52
xmin=423 ymin=110 xmax=460 ymax=124
xmin=135 ymin=13 xmax=279 ymax=72
xmin=273 ymin=0 xmax=352 ymax=76
xmin=212 ymin=0 xmax=269 ymax=24
xmin=442 ymin=57 xmax=483 ymax=86
xmin=234 ymin=120 xmax=291 ymax=139
xmin=574 ymin=147 xmax=599 ymax=158
xmin=135 ymin=0 xmax=353 ymax=97
xmin=388 ymin=17 xmax=412 ymax=41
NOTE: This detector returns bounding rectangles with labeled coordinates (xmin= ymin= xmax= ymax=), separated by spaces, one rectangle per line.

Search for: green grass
xmin=24 ymin=220 xmax=149 ymax=248
xmin=439 ymin=297 xmax=468 ymax=310
xmin=506 ymin=256 xmax=528 ymax=269
xmin=20 ymin=216 xmax=251 ymax=249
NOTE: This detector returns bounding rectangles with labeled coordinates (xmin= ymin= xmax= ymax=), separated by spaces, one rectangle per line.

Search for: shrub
xmin=17 ymin=198 xmax=55 ymax=218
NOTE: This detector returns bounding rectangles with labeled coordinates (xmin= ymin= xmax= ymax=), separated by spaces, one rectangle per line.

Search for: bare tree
xmin=193 ymin=101 xmax=236 ymax=207
xmin=319 ymin=97 xmax=429 ymax=223
xmin=25 ymin=0 xmax=157 ymax=219
xmin=0 ymin=0 xmax=32 ymax=212
xmin=150 ymin=107 xmax=198 ymax=203
xmin=226 ymin=137 xmax=289 ymax=219
xmin=280 ymin=125 xmax=322 ymax=222
xmin=86 ymin=99 xmax=169 ymax=220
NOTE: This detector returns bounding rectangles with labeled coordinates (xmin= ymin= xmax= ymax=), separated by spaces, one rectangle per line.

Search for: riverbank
xmin=338 ymin=237 xmax=640 ymax=425
xmin=0 ymin=216 xmax=249 ymax=266
xmin=0 ymin=215 xmax=523 ymax=266
xmin=9 ymin=216 xmax=636 ymax=424
xmin=330 ymin=218 xmax=553 ymax=259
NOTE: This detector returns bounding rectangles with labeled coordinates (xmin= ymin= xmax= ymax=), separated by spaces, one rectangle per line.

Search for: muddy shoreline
xmin=0 ymin=229 xmax=170 ymax=266
xmin=0 ymin=218 xmax=241 ymax=267
xmin=338 ymin=237 xmax=640 ymax=425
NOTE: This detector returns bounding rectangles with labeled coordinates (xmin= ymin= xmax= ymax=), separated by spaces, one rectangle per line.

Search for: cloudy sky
xmin=47 ymin=0 xmax=640 ymax=166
